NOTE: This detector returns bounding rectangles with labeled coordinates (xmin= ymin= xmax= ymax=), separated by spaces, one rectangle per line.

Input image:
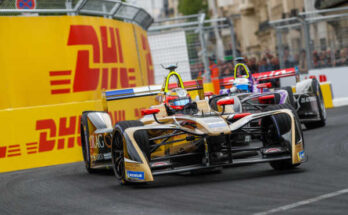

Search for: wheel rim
xmin=112 ymin=132 xmax=125 ymax=179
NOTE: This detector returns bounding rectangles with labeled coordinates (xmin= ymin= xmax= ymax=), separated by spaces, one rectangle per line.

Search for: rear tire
xmin=111 ymin=120 xmax=150 ymax=184
xmin=262 ymin=104 xmax=301 ymax=170
xmin=304 ymin=79 xmax=326 ymax=129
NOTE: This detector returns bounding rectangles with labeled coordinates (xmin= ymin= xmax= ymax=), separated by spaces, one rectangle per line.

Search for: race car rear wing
xmin=220 ymin=67 xmax=298 ymax=87
xmin=252 ymin=67 xmax=298 ymax=81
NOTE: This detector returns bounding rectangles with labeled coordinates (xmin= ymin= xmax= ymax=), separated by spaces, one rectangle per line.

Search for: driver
xmin=164 ymin=88 xmax=198 ymax=115
xmin=236 ymin=65 xmax=247 ymax=78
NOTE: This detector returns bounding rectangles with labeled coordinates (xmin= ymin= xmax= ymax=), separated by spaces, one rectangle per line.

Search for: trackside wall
xmin=0 ymin=16 xmax=155 ymax=173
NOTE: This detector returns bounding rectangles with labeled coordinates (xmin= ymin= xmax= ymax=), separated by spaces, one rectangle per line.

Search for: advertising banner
xmin=0 ymin=16 xmax=154 ymax=172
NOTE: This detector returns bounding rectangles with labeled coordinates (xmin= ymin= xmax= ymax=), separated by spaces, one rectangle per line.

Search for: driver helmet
xmin=165 ymin=88 xmax=191 ymax=110
xmin=233 ymin=63 xmax=252 ymax=92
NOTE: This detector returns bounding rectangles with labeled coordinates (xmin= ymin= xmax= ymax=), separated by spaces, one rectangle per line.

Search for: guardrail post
xmin=65 ymin=0 xmax=73 ymax=15
xmin=276 ymin=28 xmax=285 ymax=69
xmin=73 ymin=0 xmax=88 ymax=15
xmin=109 ymin=2 xmax=121 ymax=19
xmin=198 ymin=13 xmax=211 ymax=82
xmin=301 ymin=18 xmax=312 ymax=70
xmin=228 ymin=18 xmax=237 ymax=62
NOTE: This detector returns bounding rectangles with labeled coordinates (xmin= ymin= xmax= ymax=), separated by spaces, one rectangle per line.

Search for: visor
xmin=173 ymin=98 xmax=190 ymax=106
xmin=168 ymin=97 xmax=190 ymax=107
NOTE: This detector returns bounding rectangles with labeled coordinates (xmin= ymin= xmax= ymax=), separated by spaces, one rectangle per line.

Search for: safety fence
xmin=270 ymin=7 xmax=348 ymax=104
xmin=148 ymin=14 xmax=237 ymax=84
xmin=270 ymin=6 xmax=348 ymax=72
xmin=0 ymin=0 xmax=153 ymax=30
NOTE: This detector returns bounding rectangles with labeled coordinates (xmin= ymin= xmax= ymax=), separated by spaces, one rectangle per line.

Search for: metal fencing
xmin=270 ymin=7 xmax=348 ymax=73
xmin=0 ymin=0 xmax=153 ymax=30
xmin=148 ymin=14 xmax=237 ymax=83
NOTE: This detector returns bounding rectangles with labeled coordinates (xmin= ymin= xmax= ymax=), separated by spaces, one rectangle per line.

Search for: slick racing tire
xmin=304 ymin=78 xmax=326 ymax=129
xmin=81 ymin=111 xmax=101 ymax=174
xmin=262 ymin=104 xmax=302 ymax=170
xmin=281 ymin=86 xmax=296 ymax=108
xmin=111 ymin=120 xmax=150 ymax=185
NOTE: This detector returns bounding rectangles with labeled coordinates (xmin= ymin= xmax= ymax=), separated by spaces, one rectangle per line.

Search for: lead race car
xmin=211 ymin=59 xmax=326 ymax=129
xmin=80 ymin=65 xmax=306 ymax=184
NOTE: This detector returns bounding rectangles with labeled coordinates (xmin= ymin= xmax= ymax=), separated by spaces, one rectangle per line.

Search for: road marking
xmin=254 ymin=188 xmax=348 ymax=215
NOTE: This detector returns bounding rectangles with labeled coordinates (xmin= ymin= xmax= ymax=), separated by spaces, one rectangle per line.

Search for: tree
xmin=178 ymin=0 xmax=208 ymax=15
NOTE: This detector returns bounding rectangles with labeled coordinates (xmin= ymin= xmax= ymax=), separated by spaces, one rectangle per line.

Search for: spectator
xmin=227 ymin=62 xmax=234 ymax=74
xmin=298 ymin=50 xmax=308 ymax=74
xmin=258 ymin=57 xmax=268 ymax=73
xmin=326 ymin=49 xmax=332 ymax=67
xmin=312 ymin=50 xmax=319 ymax=68
xmin=271 ymin=57 xmax=280 ymax=70
xmin=283 ymin=47 xmax=295 ymax=68
xmin=318 ymin=51 xmax=328 ymax=68
xmin=336 ymin=49 xmax=348 ymax=66
xmin=247 ymin=57 xmax=258 ymax=74
xmin=220 ymin=65 xmax=233 ymax=78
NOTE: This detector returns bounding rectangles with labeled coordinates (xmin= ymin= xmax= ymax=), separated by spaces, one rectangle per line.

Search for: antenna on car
xmin=164 ymin=64 xmax=178 ymax=72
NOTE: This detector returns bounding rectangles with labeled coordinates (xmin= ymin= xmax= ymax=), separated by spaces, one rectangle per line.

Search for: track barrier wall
xmin=0 ymin=16 xmax=155 ymax=173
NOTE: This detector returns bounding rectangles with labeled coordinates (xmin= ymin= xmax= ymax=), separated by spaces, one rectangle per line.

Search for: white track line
xmin=254 ymin=188 xmax=348 ymax=215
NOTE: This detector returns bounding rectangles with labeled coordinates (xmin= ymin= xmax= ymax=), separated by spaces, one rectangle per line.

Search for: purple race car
xmin=209 ymin=60 xmax=326 ymax=129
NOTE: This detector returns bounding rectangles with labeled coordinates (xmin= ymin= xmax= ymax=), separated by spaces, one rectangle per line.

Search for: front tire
xmin=111 ymin=121 xmax=150 ymax=184
xmin=262 ymin=104 xmax=302 ymax=170
xmin=80 ymin=112 xmax=99 ymax=174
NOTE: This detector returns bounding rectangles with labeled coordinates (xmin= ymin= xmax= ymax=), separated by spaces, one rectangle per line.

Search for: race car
xmin=210 ymin=60 xmax=326 ymax=129
xmin=80 ymin=65 xmax=306 ymax=184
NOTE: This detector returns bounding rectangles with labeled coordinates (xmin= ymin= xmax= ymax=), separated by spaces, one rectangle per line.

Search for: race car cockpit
xmin=232 ymin=63 xmax=254 ymax=93
xmin=161 ymin=65 xmax=198 ymax=115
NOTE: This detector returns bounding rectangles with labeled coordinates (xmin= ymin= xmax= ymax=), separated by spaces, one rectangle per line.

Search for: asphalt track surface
xmin=1 ymin=106 xmax=348 ymax=215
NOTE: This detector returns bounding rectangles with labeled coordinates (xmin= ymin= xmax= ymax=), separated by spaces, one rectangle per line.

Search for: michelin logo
xmin=127 ymin=171 xmax=145 ymax=180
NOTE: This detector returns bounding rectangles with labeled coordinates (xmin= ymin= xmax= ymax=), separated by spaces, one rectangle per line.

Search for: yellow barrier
xmin=320 ymin=82 xmax=333 ymax=109
xmin=0 ymin=16 xmax=153 ymax=173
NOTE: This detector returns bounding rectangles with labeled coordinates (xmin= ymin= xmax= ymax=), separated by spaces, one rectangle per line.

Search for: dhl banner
xmin=0 ymin=16 xmax=154 ymax=173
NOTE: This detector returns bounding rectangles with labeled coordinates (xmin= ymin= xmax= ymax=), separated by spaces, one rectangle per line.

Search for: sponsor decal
xmin=151 ymin=161 xmax=170 ymax=168
xmin=244 ymin=135 xmax=251 ymax=142
xmin=127 ymin=171 xmax=145 ymax=180
xmin=49 ymin=25 xmax=139 ymax=95
xmin=300 ymin=96 xmax=316 ymax=103
xmin=141 ymin=34 xmax=154 ymax=85
xmin=298 ymin=150 xmax=305 ymax=160
xmin=264 ymin=148 xmax=282 ymax=153
xmin=0 ymin=110 xmax=126 ymax=160
xmin=253 ymin=68 xmax=296 ymax=81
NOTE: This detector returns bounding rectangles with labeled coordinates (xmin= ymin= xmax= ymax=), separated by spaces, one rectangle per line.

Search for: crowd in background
xmin=207 ymin=46 xmax=348 ymax=79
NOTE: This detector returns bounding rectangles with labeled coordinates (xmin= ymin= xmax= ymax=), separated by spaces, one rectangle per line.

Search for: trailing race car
xmin=210 ymin=60 xmax=326 ymax=129
xmin=80 ymin=65 xmax=306 ymax=184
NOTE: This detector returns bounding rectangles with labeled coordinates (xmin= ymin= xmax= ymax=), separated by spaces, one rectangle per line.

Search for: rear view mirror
xmin=141 ymin=109 xmax=160 ymax=116
xmin=217 ymin=98 xmax=234 ymax=115
xmin=217 ymin=98 xmax=235 ymax=106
